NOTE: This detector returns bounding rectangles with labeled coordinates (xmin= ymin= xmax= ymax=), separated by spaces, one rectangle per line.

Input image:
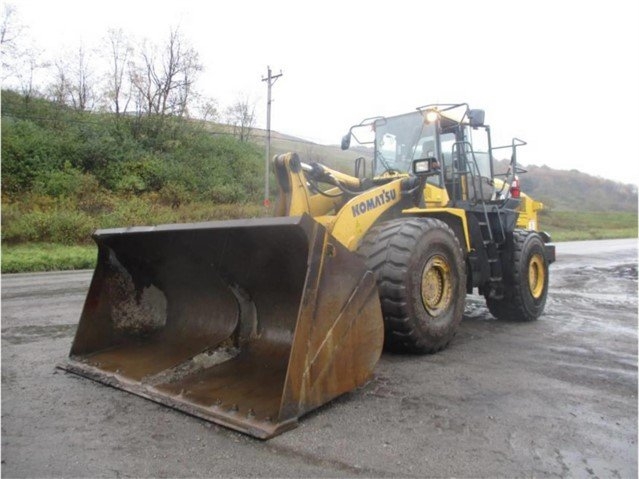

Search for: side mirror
xmin=468 ymin=109 xmax=485 ymax=128
xmin=341 ymin=132 xmax=351 ymax=150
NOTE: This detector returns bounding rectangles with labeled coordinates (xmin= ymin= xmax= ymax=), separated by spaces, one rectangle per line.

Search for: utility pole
xmin=261 ymin=66 xmax=283 ymax=207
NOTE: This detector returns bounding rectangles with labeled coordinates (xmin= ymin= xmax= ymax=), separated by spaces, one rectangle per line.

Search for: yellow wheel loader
xmin=60 ymin=103 xmax=555 ymax=439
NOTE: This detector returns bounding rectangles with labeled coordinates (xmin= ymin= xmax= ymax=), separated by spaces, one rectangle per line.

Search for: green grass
xmin=1 ymin=200 xmax=270 ymax=273
xmin=2 ymin=197 xmax=269 ymax=245
xmin=540 ymin=211 xmax=638 ymax=242
xmin=1 ymin=243 xmax=97 ymax=273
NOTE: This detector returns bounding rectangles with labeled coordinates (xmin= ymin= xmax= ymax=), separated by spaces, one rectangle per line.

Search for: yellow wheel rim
xmin=528 ymin=253 xmax=545 ymax=299
xmin=421 ymin=255 xmax=453 ymax=316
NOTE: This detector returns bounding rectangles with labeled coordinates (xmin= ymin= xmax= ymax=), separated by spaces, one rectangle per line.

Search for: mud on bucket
xmin=60 ymin=214 xmax=383 ymax=439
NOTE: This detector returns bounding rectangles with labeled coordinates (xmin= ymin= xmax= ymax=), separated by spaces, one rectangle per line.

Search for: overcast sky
xmin=6 ymin=0 xmax=639 ymax=185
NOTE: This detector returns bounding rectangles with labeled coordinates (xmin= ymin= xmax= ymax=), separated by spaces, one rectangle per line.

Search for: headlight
xmin=425 ymin=110 xmax=439 ymax=123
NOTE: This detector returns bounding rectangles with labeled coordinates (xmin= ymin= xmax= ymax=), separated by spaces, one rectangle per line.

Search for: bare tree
xmin=105 ymin=28 xmax=132 ymax=116
xmin=129 ymin=40 xmax=155 ymax=117
xmin=1 ymin=3 xmax=22 ymax=75
xmin=70 ymin=45 xmax=93 ymax=110
xmin=1 ymin=3 xmax=48 ymax=100
xmin=8 ymin=47 xmax=49 ymax=102
xmin=50 ymin=60 xmax=72 ymax=106
xmin=190 ymin=92 xmax=220 ymax=122
xmin=225 ymin=96 xmax=256 ymax=142
xmin=49 ymin=46 xmax=96 ymax=110
xmin=129 ymin=28 xmax=202 ymax=118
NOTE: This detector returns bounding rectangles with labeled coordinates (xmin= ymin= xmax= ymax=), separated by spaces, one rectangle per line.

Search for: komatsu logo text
xmin=352 ymin=189 xmax=397 ymax=217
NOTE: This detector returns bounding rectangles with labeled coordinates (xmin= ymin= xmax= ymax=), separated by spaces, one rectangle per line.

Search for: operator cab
xmin=341 ymin=104 xmax=523 ymax=206
xmin=370 ymin=105 xmax=496 ymax=204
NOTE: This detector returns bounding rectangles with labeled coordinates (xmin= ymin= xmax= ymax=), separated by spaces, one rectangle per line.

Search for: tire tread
xmin=359 ymin=217 xmax=466 ymax=353
xmin=486 ymin=229 xmax=548 ymax=321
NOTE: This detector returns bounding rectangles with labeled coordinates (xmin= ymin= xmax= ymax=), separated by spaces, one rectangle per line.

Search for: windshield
xmin=373 ymin=112 xmax=436 ymax=174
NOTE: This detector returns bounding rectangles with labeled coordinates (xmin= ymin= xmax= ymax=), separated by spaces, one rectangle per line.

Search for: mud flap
xmin=59 ymin=214 xmax=383 ymax=439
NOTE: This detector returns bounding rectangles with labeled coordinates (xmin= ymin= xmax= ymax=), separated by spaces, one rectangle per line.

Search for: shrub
xmin=208 ymin=184 xmax=246 ymax=204
xmin=1 ymin=209 xmax=95 ymax=245
xmin=158 ymin=182 xmax=193 ymax=208
xmin=32 ymin=167 xmax=84 ymax=197
xmin=1 ymin=118 xmax=69 ymax=194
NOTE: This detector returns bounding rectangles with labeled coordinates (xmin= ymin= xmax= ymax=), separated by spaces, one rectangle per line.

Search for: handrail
xmin=493 ymin=137 xmax=527 ymax=198
xmin=450 ymin=141 xmax=488 ymax=205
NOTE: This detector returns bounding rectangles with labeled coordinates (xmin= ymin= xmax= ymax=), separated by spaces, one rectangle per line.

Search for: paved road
xmin=2 ymin=239 xmax=637 ymax=478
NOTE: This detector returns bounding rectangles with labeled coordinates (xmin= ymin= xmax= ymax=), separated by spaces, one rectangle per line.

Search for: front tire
xmin=486 ymin=230 xmax=549 ymax=321
xmin=358 ymin=218 xmax=466 ymax=354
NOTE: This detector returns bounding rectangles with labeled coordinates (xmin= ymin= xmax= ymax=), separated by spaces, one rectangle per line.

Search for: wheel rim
xmin=421 ymin=255 xmax=453 ymax=316
xmin=528 ymin=253 xmax=545 ymax=299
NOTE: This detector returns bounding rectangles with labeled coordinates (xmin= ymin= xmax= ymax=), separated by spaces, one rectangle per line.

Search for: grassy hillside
xmin=1 ymin=90 xmax=637 ymax=272
xmin=1 ymin=90 xmax=269 ymax=247
xmin=496 ymin=160 xmax=637 ymax=213
xmin=248 ymin=129 xmax=370 ymax=172
xmin=1 ymin=90 xmax=264 ymax=204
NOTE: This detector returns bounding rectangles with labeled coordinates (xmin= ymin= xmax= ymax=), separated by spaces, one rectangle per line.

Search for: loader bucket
xmin=60 ymin=214 xmax=383 ymax=439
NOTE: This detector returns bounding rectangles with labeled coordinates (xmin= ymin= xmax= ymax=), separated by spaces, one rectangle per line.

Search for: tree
xmin=69 ymin=45 xmax=94 ymax=111
xmin=105 ymin=28 xmax=132 ymax=116
xmin=225 ymin=96 xmax=256 ymax=142
xmin=1 ymin=15 xmax=206 ymax=121
xmin=129 ymin=28 xmax=202 ymax=118
xmin=1 ymin=3 xmax=22 ymax=76
xmin=194 ymin=95 xmax=220 ymax=122
xmin=1 ymin=3 xmax=48 ymax=101
xmin=50 ymin=60 xmax=71 ymax=106
xmin=49 ymin=46 xmax=96 ymax=110
xmin=12 ymin=49 xmax=48 ymax=102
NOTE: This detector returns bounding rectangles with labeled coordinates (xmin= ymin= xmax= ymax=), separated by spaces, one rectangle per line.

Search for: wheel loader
xmin=60 ymin=103 xmax=555 ymax=439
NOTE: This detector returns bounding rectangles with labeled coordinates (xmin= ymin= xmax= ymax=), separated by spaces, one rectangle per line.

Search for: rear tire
xmin=486 ymin=229 xmax=549 ymax=321
xmin=358 ymin=218 xmax=466 ymax=353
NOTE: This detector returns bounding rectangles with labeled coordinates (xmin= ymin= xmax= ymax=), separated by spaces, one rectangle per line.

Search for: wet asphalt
xmin=1 ymin=238 xmax=637 ymax=478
